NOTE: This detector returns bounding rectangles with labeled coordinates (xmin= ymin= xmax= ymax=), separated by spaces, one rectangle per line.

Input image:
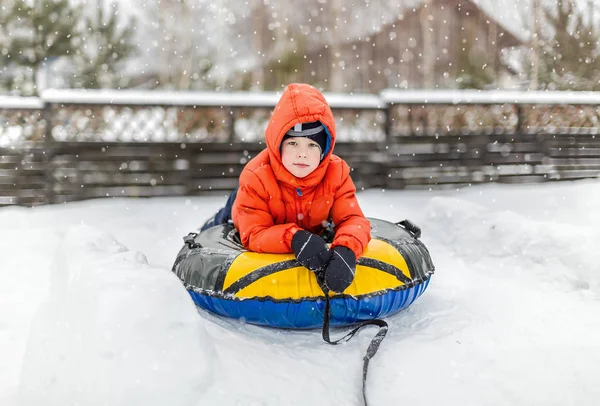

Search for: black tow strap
xmin=320 ymin=286 xmax=388 ymax=406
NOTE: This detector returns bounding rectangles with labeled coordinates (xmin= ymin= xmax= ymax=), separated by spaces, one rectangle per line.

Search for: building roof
xmin=326 ymin=0 xmax=528 ymax=46
xmin=467 ymin=0 xmax=529 ymax=43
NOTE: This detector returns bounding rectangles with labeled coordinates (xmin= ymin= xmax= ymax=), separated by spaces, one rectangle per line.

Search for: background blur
xmin=2 ymin=0 xmax=600 ymax=207
xmin=2 ymin=0 xmax=600 ymax=95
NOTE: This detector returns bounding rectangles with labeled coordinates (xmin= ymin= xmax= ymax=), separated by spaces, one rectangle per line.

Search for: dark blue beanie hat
xmin=281 ymin=121 xmax=328 ymax=160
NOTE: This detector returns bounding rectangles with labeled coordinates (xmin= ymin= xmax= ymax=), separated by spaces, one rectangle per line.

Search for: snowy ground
xmin=1 ymin=179 xmax=599 ymax=406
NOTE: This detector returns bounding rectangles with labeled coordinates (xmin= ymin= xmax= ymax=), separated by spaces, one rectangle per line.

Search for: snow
xmin=381 ymin=88 xmax=600 ymax=105
xmin=40 ymin=88 xmax=281 ymax=108
xmin=1 ymin=180 xmax=600 ymax=405
xmin=0 ymin=96 xmax=44 ymax=110
xmin=362 ymin=0 xmax=529 ymax=43
xmin=33 ymin=88 xmax=600 ymax=109
xmin=322 ymin=92 xmax=384 ymax=109
xmin=470 ymin=0 xmax=531 ymax=42
xmin=40 ymin=88 xmax=384 ymax=109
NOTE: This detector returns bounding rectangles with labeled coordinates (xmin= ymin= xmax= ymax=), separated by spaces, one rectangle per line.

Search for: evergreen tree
xmin=0 ymin=6 xmax=11 ymax=92
xmin=263 ymin=33 xmax=307 ymax=91
xmin=456 ymin=36 xmax=496 ymax=90
xmin=455 ymin=20 xmax=496 ymax=90
xmin=0 ymin=0 xmax=136 ymax=93
xmin=72 ymin=1 xmax=137 ymax=89
xmin=0 ymin=0 xmax=82 ymax=94
xmin=535 ymin=1 xmax=600 ymax=90
xmin=140 ymin=0 xmax=221 ymax=90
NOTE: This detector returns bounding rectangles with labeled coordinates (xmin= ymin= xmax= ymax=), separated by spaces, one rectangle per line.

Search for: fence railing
xmin=1 ymin=89 xmax=600 ymax=206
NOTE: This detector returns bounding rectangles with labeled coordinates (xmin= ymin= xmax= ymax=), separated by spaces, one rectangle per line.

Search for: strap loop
xmin=320 ymin=285 xmax=388 ymax=406
xmin=183 ymin=232 xmax=200 ymax=249
xmin=397 ymin=219 xmax=421 ymax=239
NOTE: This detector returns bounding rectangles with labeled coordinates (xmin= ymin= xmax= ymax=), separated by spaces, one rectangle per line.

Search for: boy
xmin=205 ymin=83 xmax=371 ymax=293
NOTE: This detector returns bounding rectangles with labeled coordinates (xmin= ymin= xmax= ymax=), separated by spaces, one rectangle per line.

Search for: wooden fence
xmin=1 ymin=89 xmax=600 ymax=206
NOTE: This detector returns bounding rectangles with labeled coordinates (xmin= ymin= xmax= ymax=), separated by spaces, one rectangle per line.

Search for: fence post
xmin=185 ymin=143 xmax=193 ymax=196
xmin=42 ymin=100 xmax=55 ymax=205
xmin=516 ymin=104 xmax=524 ymax=134
xmin=228 ymin=107 xmax=236 ymax=142
xmin=382 ymin=103 xmax=393 ymax=190
xmin=408 ymin=104 xmax=415 ymax=137
xmin=384 ymin=103 xmax=392 ymax=144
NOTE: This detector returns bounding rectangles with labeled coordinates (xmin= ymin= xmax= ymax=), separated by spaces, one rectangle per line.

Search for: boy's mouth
xmin=294 ymin=163 xmax=309 ymax=168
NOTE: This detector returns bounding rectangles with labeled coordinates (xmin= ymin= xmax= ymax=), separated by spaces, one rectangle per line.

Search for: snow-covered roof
xmin=469 ymin=0 xmax=530 ymax=43
xmin=324 ymin=0 xmax=530 ymax=46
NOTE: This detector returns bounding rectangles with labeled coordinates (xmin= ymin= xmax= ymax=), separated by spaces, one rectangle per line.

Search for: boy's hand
xmin=291 ymin=230 xmax=332 ymax=272
xmin=324 ymin=246 xmax=356 ymax=293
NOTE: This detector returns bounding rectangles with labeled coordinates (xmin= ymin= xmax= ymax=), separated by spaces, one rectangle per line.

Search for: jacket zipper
xmin=295 ymin=187 xmax=303 ymax=228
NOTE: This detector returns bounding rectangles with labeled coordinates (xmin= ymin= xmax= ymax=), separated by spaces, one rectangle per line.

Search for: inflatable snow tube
xmin=172 ymin=218 xmax=435 ymax=329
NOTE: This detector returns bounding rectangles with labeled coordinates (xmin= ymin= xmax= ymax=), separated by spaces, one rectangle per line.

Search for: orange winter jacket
xmin=232 ymin=83 xmax=371 ymax=258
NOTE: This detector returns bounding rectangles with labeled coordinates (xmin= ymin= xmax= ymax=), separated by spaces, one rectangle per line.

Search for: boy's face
xmin=281 ymin=136 xmax=322 ymax=178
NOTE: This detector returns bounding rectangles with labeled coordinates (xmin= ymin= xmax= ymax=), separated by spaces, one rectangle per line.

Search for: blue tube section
xmin=188 ymin=278 xmax=431 ymax=329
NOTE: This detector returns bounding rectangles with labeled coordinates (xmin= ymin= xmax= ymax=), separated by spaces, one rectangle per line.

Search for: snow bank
xmin=18 ymin=225 xmax=212 ymax=406
xmin=0 ymin=213 xmax=57 ymax=405
xmin=424 ymin=196 xmax=600 ymax=295
xmin=2 ymin=181 xmax=599 ymax=406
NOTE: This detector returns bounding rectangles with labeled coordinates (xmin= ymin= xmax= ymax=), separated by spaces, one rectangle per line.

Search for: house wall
xmin=295 ymin=0 xmax=521 ymax=92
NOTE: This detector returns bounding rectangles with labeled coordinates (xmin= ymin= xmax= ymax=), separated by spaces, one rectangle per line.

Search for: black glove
xmin=291 ymin=230 xmax=332 ymax=272
xmin=324 ymin=246 xmax=356 ymax=293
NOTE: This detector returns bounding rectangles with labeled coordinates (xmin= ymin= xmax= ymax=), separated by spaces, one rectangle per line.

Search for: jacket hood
xmin=265 ymin=83 xmax=336 ymax=189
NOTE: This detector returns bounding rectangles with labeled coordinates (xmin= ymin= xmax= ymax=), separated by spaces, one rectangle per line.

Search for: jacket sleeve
xmin=232 ymin=169 xmax=299 ymax=254
xmin=330 ymin=166 xmax=371 ymax=258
